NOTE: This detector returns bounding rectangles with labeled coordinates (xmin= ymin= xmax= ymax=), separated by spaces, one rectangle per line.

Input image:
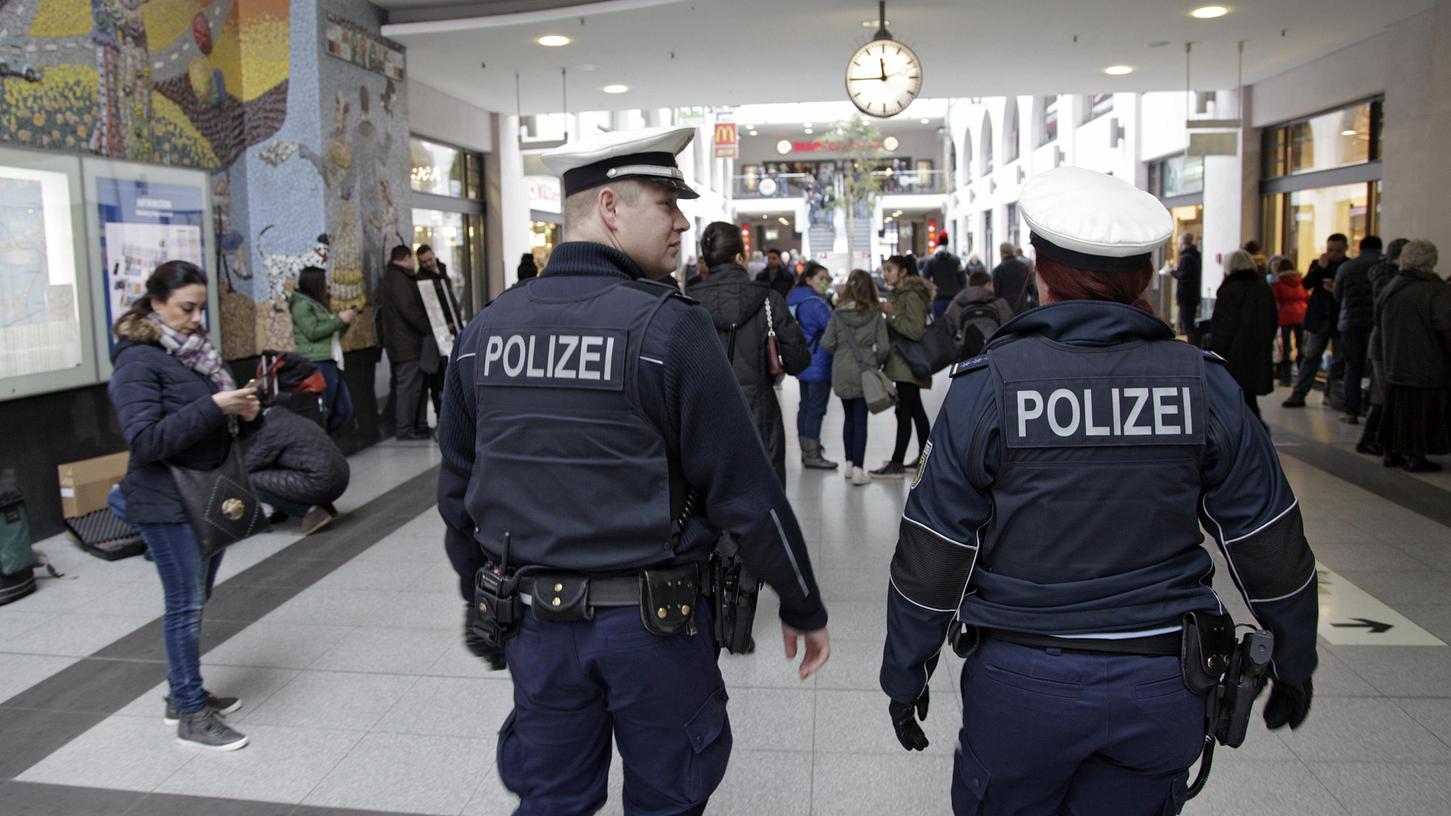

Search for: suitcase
xmin=0 ymin=486 xmax=37 ymax=605
xmin=65 ymin=506 xmax=146 ymax=561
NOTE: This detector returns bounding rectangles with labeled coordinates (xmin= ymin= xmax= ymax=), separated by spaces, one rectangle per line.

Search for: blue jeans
xmin=109 ymin=488 xmax=222 ymax=715
xmin=316 ymin=360 xmax=354 ymax=436
xmin=841 ymin=397 xmax=868 ymax=468
xmin=796 ymin=379 xmax=832 ymax=439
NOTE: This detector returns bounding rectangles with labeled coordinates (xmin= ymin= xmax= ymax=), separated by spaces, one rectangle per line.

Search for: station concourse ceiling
xmin=378 ymin=0 xmax=1432 ymax=116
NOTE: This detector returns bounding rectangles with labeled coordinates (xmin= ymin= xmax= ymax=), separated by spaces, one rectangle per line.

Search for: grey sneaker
xmin=164 ymin=692 xmax=241 ymax=725
xmin=177 ymin=708 xmax=248 ymax=751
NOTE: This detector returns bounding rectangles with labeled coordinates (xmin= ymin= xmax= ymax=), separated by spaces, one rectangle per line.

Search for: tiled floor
xmin=1 ymin=378 xmax=1449 ymax=815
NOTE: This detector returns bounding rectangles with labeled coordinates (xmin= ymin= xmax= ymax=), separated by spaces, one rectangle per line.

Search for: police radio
xmin=472 ymin=533 xmax=524 ymax=646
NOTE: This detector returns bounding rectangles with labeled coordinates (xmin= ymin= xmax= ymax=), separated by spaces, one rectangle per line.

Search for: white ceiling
xmin=379 ymin=0 xmax=1432 ymax=116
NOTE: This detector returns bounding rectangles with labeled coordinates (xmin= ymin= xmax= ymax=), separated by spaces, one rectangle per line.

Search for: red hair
xmin=1034 ymin=255 xmax=1156 ymax=315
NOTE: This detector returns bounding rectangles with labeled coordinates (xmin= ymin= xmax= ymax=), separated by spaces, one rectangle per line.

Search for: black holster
xmin=472 ymin=564 xmax=523 ymax=647
xmin=949 ymin=621 xmax=981 ymax=658
xmin=1208 ymin=628 xmax=1275 ymax=748
xmin=709 ymin=542 xmax=761 ymax=654
xmin=1180 ymin=611 xmax=1235 ymax=694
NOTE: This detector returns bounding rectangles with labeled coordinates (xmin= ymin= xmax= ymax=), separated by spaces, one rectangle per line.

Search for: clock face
xmin=845 ymin=38 xmax=923 ymax=118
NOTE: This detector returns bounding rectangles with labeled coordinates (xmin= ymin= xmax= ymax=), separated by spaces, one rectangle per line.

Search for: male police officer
xmin=879 ymin=167 xmax=1317 ymax=814
xmin=437 ymin=126 xmax=830 ymax=815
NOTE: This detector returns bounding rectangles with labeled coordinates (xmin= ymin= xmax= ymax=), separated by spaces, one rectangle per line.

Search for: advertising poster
xmin=94 ymin=177 xmax=206 ymax=351
xmin=0 ymin=166 xmax=83 ymax=380
xmin=417 ymin=279 xmax=457 ymax=359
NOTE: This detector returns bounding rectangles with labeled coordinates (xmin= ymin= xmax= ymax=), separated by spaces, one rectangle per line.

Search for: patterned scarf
xmin=147 ymin=313 xmax=236 ymax=391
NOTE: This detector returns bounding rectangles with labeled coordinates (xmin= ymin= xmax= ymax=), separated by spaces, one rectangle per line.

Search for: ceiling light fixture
xmin=1190 ymin=5 xmax=1229 ymax=19
xmin=778 ymin=217 xmax=790 ymax=226
xmin=536 ymin=34 xmax=571 ymax=47
xmin=748 ymin=130 xmax=759 ymax=136
xmin=919 ymin=118 xmax=930 ymax=124
xmin=1103 ymin=65 xmax=1134 ymax=76
xmin=804 ymin=128 xmax=814 ymax=135
xmin=883 ymin=136 xmax=900 ymax=150
xmin=1341 ymin=128 xmax=1358 ymax=136
xmin=776 ymin=139 xmax=792 ymax=155
xmin=601 ymin=84 xmax=629 ymax=94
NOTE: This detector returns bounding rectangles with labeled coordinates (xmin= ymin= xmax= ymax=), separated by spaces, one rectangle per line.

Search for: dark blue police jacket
xmin=436 ymin=241 xmax=827 ymax=633
xmin=881 ymin=300 xmax=1318 ymax=704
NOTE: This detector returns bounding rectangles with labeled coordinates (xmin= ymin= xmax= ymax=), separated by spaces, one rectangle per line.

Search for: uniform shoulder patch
xmin=951 ymin=355 xmax=990 ymax=378
xmin=1201 ymin=349 xmax=1227 ymax=366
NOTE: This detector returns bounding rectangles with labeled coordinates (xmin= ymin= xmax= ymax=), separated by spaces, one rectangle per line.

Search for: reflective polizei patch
xmin=1003 ymin=376 xmax=1205 ymax=448
xmin=476 ymin=328 xmax=627 ymax=391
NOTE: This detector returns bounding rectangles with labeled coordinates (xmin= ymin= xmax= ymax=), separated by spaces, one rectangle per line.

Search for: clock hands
xmin=880 ymin=57 xmax=887 ymax=82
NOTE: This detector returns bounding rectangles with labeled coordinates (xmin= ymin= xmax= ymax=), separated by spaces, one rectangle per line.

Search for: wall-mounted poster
xmin=94 ymin=177 xmax=207 ymax=349
xmin=0 ymin=165 xmax=84 ymax=382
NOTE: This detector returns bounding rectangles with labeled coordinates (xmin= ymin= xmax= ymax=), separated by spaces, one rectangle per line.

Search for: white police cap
xmin=541 ymin=125 xmax=699 ymax=200
xmin=1019 ymin=166 xmax=1173 ymax=272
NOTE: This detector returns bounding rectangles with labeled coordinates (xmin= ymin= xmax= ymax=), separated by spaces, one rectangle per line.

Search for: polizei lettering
xmin=1006 ymin=378 xmax=1204 ymax=448
xmin=477 ymin=328 xmax=627 ymax=391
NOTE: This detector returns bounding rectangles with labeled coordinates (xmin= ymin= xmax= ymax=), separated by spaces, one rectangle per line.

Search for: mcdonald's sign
xmin=714 ymin=123 xmax=738 ymax=158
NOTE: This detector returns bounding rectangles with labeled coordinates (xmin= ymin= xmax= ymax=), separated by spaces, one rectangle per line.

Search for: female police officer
xmin=879 ymin=167 xmax=1317 ymax=815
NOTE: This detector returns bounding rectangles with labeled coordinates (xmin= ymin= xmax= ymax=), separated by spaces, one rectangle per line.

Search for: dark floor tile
xmin=123 ymin=791 xmax=295 ymax=816
xmin=90 ymin=619 xmax=251 ymax=662
xmin=0 ymin=710 xmax=107 ymax=780
xmin=0 ymin=781 xmax=142 ymax=816
xmin=0 ymin=659 xmax=161 ymax=715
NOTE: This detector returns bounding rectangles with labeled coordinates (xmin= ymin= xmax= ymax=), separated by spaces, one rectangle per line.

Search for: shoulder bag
xmin=168 ymin=419 xmax=266 ymax=561
xmin=763 ymin=297 xmax=786 ymax=378
xmin=842 ymin=317 xmax=897 ymax=414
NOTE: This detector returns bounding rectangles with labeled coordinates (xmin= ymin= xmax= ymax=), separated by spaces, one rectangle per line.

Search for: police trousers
xmin=952 ymin=639 xmax=1205 ymax=815
xmin=499 ymin=604 xmax=731 ymax=816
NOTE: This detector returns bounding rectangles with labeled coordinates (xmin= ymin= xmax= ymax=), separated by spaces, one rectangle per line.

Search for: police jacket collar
xmin=540 ymin=241 xmax=646 ymax=280
xmin=989 ymin=300 xmax=1174 ymax=349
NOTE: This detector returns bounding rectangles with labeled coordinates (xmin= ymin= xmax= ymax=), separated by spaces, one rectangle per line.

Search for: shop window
xmin=410 ymin=138 xmax=468 ymax=197
xmin=409 ymin=135 xmax=487 ymax=311
xmin=1082 ymin=93 xmax=1113 ymax=124
xmin=1037 ymin=96 xmax=1059 ymax=147
xmin=1271 ymin=182 xmax=1376 ymax=268
xmin=1262 ymin=99 xmax=1382 ymax=179
xmin=1005 ymin=102 xmax=1020 ymax=163
xmin=1148 ymin=154 xmax=1204 ymax=199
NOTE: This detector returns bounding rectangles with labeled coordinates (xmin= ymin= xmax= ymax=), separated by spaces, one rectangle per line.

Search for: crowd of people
xmin=1185 ymin=230 xmax=1451 ymax=472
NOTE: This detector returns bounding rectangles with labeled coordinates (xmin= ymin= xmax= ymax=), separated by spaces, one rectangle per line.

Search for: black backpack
xmin=955 ymin=302 xmax=1004 ymax=361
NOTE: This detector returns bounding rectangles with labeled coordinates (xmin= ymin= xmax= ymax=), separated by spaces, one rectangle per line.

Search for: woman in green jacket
xmin=873 ymin=254 xmax=936 ymax=478
xmin=289 ymin=266 xmax=355 ymax=436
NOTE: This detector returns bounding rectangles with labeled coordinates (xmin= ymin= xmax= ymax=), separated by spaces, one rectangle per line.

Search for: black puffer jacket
xmin=1334 ymin=251 xmax=1381 ymax=333
xmin=688 ymin=263 xmax=810 ymax=483
xmin=244 ymin=406 xmax=350 ymax=506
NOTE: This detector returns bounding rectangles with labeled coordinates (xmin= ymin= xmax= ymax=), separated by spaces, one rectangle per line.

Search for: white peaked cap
xmin=1018 ymin=167 xmax=1174 ymax=271
xmin=542 ymin=125 xmax=699 ymax=199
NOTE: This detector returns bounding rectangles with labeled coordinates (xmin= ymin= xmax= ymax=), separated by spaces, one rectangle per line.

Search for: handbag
xmin=842 ymin=317 xmax=897 ymax=414
xmin=167 ymin=422 xmax=265 ymax=561
xmin=763 ymin=297 xmax=786 ymax=378
xmin=895 ymin=317 xmax=959 ymax=379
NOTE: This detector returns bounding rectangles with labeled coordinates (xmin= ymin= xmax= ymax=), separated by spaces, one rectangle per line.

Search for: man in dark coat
xmin=754 ymin=248 xmax=795 ymax=300
xmin=1210 ymin=250 xmax=1279 ymax=420
xmin=992 ymin=242 xmax=1037 ymax=315
xmin=1170 ymin=232 xmax=1202 ymax=343
xmin=1284 ymin=233 xmax=1349 ymax=407
xmin=693 ymin=243 xmax=811 ymax=483
xmin=923 ymin=232 xmax=966 ymax=322
xmin=380 ymin=245 xmax=434 ymax=439
xmin=1333 ymin=236 xmax=1382 ymax=423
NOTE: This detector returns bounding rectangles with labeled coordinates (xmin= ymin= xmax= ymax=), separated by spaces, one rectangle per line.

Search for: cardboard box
xmin=58 ymin=452 xmax=129 ymax=519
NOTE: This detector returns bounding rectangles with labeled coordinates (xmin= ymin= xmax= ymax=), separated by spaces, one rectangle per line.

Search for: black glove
xmin=1263 ymin=677 xmax=1313 ymax=730
xmin=889 ymin=689 xmax=930 ymax=751
xmin=463 ymin=603 xmax=506 ymax=671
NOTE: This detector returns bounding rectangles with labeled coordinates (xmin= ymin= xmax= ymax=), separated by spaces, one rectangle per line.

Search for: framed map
xmin=0 ymin=148 xmax=95 ymax=400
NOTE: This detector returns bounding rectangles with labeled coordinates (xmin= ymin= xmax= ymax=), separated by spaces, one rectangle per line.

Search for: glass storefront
xmin=411 ymin=209 xmax=485 ymax=315
xmin=1260 ymin=99 xmax=1382 ymax=265
xmin=408 ymin=135 xmax=486 ymax=312
xmin=409 ymin=137 xmax=468 ymax=197
xmin=530 ymin=220 xmax=560 ymax=268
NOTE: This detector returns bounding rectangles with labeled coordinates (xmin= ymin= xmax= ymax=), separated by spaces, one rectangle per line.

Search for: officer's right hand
xmin=1264 ymin=677 xmax=1313 ymax=730
xmin=782 ymin=624 xmax=830 ymax=679
xmin=889 ymin=690 xmax=930 ymax=751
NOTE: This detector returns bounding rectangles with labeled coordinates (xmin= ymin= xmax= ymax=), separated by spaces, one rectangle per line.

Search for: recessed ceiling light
xmin=919 ymin=118 xmax=930 ymax=124
xmin=803 ymin=123 xmax=812 ymax=129
xmin=1103 ymin=65 xmax=1134 ymax=76
xmin=748 ymin=130 xmax=759 ymax=136
xmin=862 ymin=19 xmax=890 ymax=27
xmin=536 ymin=34 xmax=571 ymax=47
xmin=776 ymin=139 xmax=792 ymax=155
xmin=1190 ymin=5 xmax=1229 ymax=19
xmin=804 ymin=128 xmax=813 ymax=135
xmin=601 ymin=84 xmax=629 ymax=94
xmin=883 ymin=136 xmax=900 ymax=151
xmin=1341 ymin=129 xmax=1358 ymax=136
